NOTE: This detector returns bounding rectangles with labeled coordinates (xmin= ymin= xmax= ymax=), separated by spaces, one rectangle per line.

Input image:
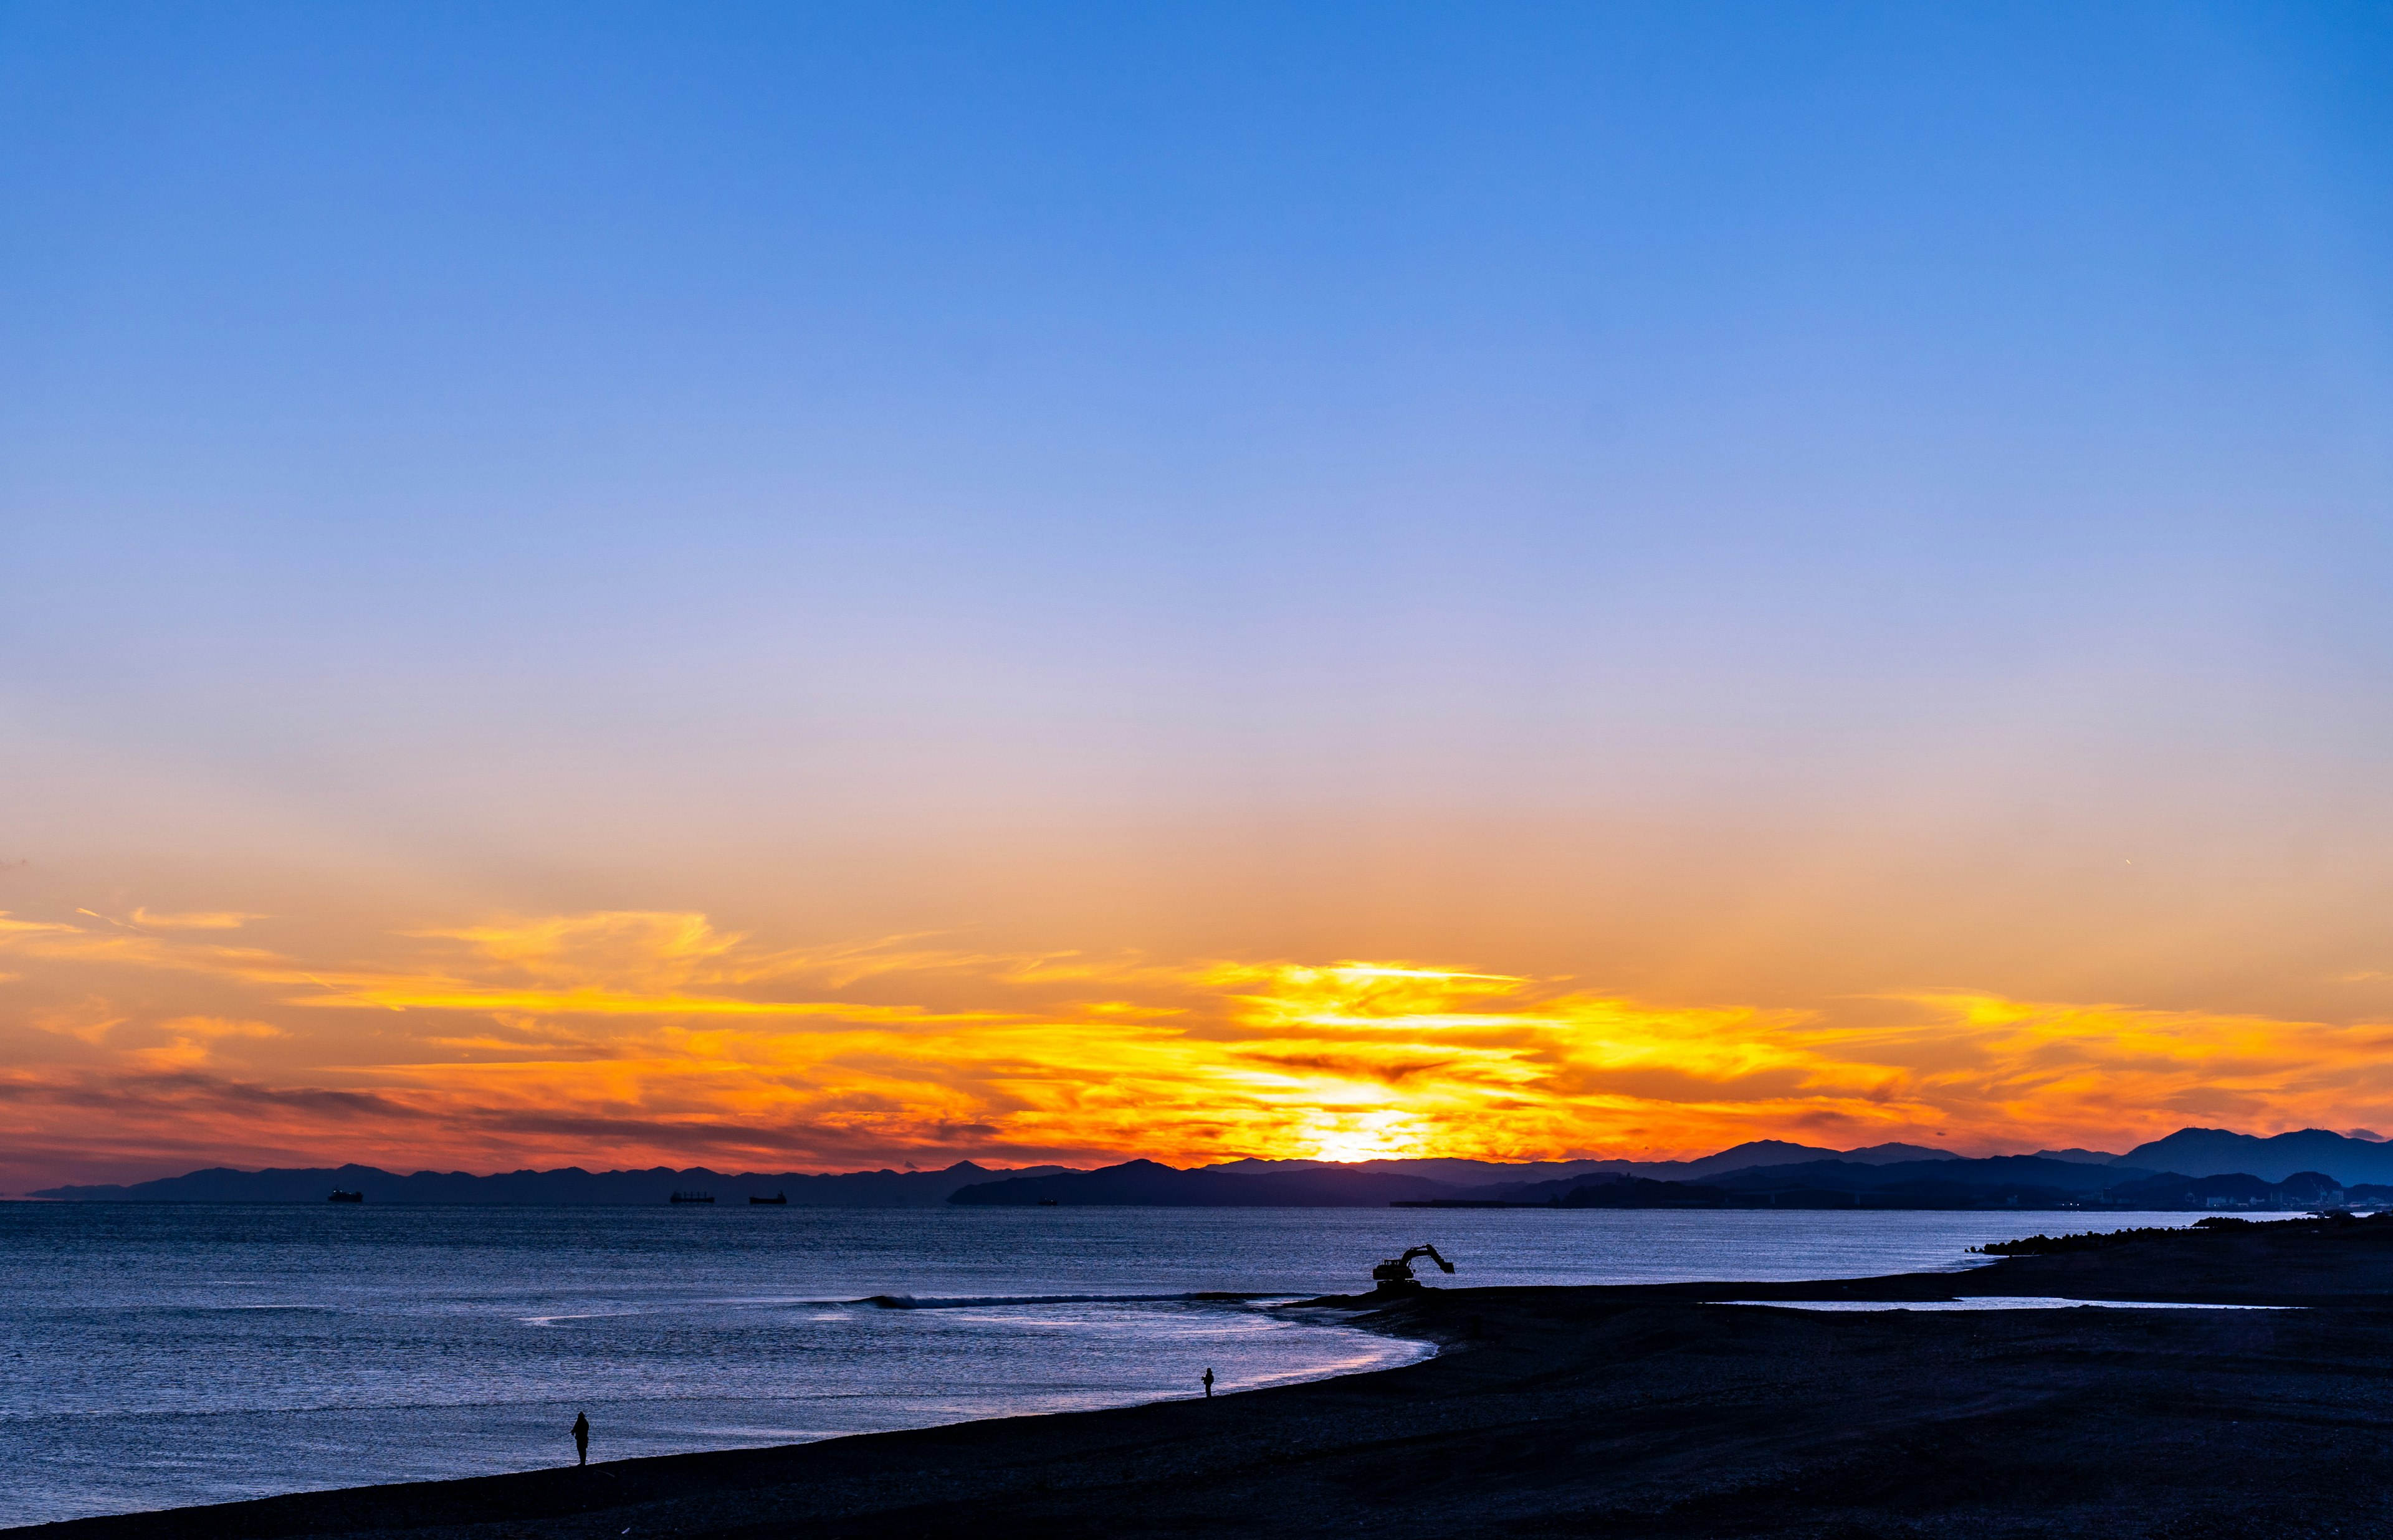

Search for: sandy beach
xmin=22 ymin=1215 xmax=2393 ymax=1539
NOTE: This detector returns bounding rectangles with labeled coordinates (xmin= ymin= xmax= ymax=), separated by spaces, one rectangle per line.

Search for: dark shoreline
xmin=22 ymin=1215 xmax=2393 ymax=1539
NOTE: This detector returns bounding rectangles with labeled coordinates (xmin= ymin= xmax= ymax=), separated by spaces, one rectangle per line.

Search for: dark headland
xmin=23 ymin=1215 xmax=2393 ymax=1539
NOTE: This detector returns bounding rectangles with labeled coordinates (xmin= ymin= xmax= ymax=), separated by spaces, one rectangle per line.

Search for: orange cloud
xmin=123 ymin=1017 xmax=285 ymax=1072
xmin=6 ymin=907 xmax=2393 ymax=1189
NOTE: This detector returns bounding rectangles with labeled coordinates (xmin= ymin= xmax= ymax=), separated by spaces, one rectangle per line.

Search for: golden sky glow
xmin=8 ymin=0 xmax=2393 ymax=1198
xmin=7 ymin=905 xmax=2393 ymax=1189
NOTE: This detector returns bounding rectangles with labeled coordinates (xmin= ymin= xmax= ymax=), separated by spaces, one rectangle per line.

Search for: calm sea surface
xmin=0 ymin=1204 xmax=2285 ymax=1527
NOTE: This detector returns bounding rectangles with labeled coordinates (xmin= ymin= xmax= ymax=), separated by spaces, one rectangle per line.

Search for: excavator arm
xmin=1370 ymin=1243 xmax=1458 ymax=1290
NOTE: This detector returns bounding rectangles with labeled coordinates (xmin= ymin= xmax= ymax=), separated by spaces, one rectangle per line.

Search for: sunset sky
xmin=6 ymin=3 xmax=2393 ymax=1190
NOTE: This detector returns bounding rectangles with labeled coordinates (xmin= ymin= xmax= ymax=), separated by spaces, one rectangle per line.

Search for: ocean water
xmin=0 ymin=1204 xmax=2288 ymax=1528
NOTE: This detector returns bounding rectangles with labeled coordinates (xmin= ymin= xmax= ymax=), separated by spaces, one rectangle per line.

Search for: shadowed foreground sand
xmin=24 ymin=1216 xmax=2393 ymax=1539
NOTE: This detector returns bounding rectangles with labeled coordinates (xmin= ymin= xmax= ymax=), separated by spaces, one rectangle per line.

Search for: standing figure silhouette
xmin=572 ymin=1411 xmax=590 ymax=1466
xmin=1201 ymin=1367 xmax=1215 ymax=1399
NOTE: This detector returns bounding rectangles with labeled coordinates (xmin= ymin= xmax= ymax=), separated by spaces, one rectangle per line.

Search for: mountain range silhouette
xmin=28 ymin=1126 xmax=2393 ymax=1207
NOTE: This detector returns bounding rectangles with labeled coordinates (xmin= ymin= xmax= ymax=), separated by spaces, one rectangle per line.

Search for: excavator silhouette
xmin=1370 ymin=1243 xmax=1455 ymax=1293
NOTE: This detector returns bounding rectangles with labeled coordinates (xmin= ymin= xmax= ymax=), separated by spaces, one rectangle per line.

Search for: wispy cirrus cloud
xmin=127 ymin=908 xmax=268 ymax=931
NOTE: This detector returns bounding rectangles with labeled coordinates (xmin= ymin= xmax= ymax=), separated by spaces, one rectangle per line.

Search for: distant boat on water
xmin=669 ymin=1191 xmax=715 ymax=1204
xmin=327 ymin=1190 xmax=363 ymax=1204
xmin=749 ymin=1192 xmax=787 ymax=1205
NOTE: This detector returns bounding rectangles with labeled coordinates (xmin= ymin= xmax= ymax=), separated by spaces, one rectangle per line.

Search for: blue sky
xmin=4 ymin=1 xmax=2391 ymax=1012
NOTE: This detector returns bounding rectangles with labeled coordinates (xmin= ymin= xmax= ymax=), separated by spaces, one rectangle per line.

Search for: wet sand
xmin=24 ymin=1215 xmax=2393 ymax=1539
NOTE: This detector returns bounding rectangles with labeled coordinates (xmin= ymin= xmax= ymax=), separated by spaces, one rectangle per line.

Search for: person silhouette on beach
xmin=572 ymin=1411 xmax=590 ymax=1466
xmin=1201 ymin=1367 xmax=1214 ymax=1399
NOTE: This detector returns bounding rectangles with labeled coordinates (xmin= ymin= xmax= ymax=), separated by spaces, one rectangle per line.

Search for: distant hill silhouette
xmin=1705 ymin=1155 xmax=2156 ymax=1195
xmin=1671 ymin=1140 xmax=1960 ymax=1177
xmin=1425 ymin=1156 xmax=2159 ymax=1210
xmin=950 ymin=1145 xmax=2377 ymax=1212
xmin=1463 ymin=1159 xmax=2352 ymax=1214
xmin=33 ymin=1126 xmax=2393 ymax=1208
xmin=1198 ymin=1156 xmax=1631 ymax=1184
xmin=22 ymin=1143 xmax=1952 ymax=1205
xmin=31 ymin=1160 xmax=1067 ymax=1206
xmin=1196 ymin=1141 xmax=1957 ymax=1187
xmin=1418 ymin=1152 xmax=2019 ymax=1205
xmin=2114 ymin=1128 xmax=2393 ymax=1185
xmin=947 ymin=1159 xmax=1451 ymax=1207
xmin=948 ymin=1153 xmax=2179 ymax=1210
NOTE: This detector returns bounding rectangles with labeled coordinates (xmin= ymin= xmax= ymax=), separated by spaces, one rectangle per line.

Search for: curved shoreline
xmin=2 ymin=1292 xmax=1427 ymax=1533
xmin=20 ymin=1214 xmax=2393 ymax=1539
